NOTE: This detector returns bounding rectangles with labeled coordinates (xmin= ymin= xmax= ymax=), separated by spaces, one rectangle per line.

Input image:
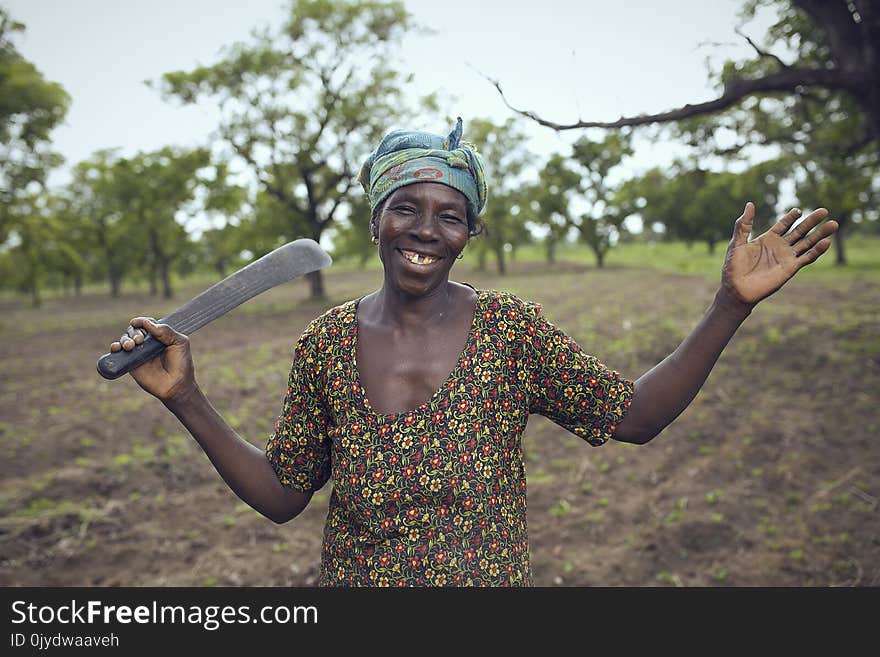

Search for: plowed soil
xmin=1 ymin=261 xmax=877 ymax=587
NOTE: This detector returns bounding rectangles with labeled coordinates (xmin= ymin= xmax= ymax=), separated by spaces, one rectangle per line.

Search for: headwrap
xmin=358 ymin=117 xmax=488 ymax=228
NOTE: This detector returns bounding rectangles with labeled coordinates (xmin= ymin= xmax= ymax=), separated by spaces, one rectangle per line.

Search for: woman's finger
xmin=125 ymin=324 xmax=147 ymax=343
xmin=770 ymin=208 xmax=802 ymax=236
xmin=732 ymin=202 xmax=755 ymax=246
xmin=129 ymin=316 xmax=184 ymax=347
xmin=796 ymin=236 xmax=833 ymax=267
xmin=793 ymin=219 xmax=839 ymax=256
xmin=784 ymin=208 xmax=829 ymax=245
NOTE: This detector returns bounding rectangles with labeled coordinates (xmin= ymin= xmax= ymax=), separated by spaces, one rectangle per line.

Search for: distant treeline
xmin=2 ymin=1 xmax=877 ymax=306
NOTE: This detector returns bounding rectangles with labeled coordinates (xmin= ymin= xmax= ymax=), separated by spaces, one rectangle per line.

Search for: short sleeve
xmin=522 ymin=303 xmax=634 ymax=446
xmin=266 ymin=327 xmax=332 ymax=492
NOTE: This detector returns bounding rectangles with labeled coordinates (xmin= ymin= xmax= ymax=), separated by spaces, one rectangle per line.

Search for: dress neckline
xmin=351 ymin=287 xmax=483 ymax=420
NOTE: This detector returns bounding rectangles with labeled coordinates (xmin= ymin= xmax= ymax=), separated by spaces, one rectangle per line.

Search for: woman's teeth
xmin=401 ymin=250 xmax=439 ymax=265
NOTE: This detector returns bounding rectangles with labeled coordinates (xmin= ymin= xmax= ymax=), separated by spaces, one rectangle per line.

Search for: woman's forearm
xmin=613 ymin=288 xmax=753 ymax=444
xmin=164 ymin=386 xmax=312 ymax=523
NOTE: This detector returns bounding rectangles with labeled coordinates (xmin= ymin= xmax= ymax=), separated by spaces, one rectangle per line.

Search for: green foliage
xmin=62 ymin=150 xmax=141 ymax=297
xmin=569 ymin=132 xmax=634 ymax=266
xmin=0 ymin=9 xmax=69 ymax=242
xmin=625 ymin=159 xmax=784 ymax=253
xmin=523 ymin=154 xmax=581 ymax=264
xmin=0 ymin=8 xmax=70 ymax=304
xmin=56 ymin=147 xmax=212 ymax=299
xmin=672 ymin=1 xmax=878 ymax=260
xmin=154 ymin=0 xmax=423 ymax=298
xmin=464 ymin=117 xmax=534 ymax=274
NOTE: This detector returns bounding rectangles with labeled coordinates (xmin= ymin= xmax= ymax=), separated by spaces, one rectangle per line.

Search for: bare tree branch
xmin=487 ymin=68 xmax=862 ymax=132
xmin=735 ymin=27 xmax=790 ymax=70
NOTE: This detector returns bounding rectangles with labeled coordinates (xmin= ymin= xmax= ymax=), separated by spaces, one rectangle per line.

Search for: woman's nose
xmin=411 ymin=211 xmax=440 ymax=239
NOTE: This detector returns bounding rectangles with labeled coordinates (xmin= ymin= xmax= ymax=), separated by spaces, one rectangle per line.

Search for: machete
xmin=96 ymin=238 xmax=331 ymax=380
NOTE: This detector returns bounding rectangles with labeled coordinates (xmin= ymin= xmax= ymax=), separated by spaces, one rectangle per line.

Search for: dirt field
xmin=1 ymin=260 xmax=877 ymax=587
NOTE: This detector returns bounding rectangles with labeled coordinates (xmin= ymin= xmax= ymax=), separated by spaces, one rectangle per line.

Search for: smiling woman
xmin=109 ymin=116 xmax=839 ymax=587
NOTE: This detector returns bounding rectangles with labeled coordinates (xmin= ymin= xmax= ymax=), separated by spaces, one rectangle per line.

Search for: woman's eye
xmin=392 ymin=205 xmax=416 ymax=215
xmin=441 ymin=214 xmax=464 ymax=223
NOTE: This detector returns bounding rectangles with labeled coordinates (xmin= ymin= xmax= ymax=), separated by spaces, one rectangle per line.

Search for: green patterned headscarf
xmin=358 ymin=118 xmax=488 ymax=230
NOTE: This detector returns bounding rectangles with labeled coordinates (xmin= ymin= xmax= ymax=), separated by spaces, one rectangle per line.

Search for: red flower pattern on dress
xmin=266 ymin=289 xmax=633 ymax=586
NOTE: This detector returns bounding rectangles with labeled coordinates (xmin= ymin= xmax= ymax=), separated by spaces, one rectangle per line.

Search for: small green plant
xmin=550 ymin=499 xmax=572 ymax=517
xmin=656 ymin=571 xmax=677 ymax=586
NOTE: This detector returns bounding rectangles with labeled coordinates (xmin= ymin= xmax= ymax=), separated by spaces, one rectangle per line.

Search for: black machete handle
xmin=96 ymin=334 xmax=167 ymax=380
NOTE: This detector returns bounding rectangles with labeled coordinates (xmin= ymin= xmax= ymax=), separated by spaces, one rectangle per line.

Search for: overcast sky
xmin=6 ymin=0 xmax=775 ymax=183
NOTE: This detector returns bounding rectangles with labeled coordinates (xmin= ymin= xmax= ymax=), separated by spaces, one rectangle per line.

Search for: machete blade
xmin=96 ymin=238 xmax=331 ymax=380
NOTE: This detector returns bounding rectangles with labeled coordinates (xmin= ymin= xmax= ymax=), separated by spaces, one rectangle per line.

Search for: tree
xmin=200 ymin=161 xmax=251 ymax=278
xmin=325 ymin=192 xmax=374 ymax=268
xmin=47 ymin=193 xmax=89 ymax=296
xmin=627 ymin=161 xmax=782 ymax=254
xmin=524 ymin=154 xmax=581 ymax=264
xmin=465 ymin=117 xmax=533 ymax=275
xmin=66 ymin=151 xmax=140 ymax=297
xmin=122 ymin=147 xmax=211 ymax=299
xmin=569 ymin=132 xmax=634 ymax=267
xmin=64 ymin=148 xmax=210 ymax=298
xmin=154 ymin=0 xmax=421 ymax=299
xmin=492 ymin=1 xmax=879 ymax=144
xmin=1 ymin=192 xmax=85 ymax=306
xmin=794 ymin=140 xmax=877 ymax=263
xmin=491 ymin=1 xmax=878 ymax=263
xmin=0 ymin=8 xmax=69 ymax=245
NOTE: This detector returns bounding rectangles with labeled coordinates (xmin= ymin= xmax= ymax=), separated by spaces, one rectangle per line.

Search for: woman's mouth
xmin=399 ymin=249 xmax=440 ymax=266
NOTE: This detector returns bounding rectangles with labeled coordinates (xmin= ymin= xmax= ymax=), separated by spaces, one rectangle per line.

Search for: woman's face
xmin=377 ymin=182 xmax=469 ymax=298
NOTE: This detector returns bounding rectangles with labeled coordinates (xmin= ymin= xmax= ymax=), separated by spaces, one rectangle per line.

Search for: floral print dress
xmin=266 ymin=289 xmax=634 ymax=586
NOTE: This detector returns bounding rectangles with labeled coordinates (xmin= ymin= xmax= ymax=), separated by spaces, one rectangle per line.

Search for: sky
xmin=5 ymin=0 xmax=777 ymax=225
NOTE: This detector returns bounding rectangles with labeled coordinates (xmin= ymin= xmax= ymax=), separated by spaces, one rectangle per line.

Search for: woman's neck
xmin=368 ymin=281 xmax=459 ymax=330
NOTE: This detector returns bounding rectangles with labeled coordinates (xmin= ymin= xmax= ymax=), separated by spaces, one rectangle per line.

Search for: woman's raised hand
xmin=109 ymin=317 xmax=197 ymax=403
xmin=720 ymin=202 xmax=839 ymax=308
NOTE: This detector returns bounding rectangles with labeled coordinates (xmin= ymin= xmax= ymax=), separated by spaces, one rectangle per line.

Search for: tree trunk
xmin=595 ymin=248 xmax=605 ymax=268
xmin=30 ymin=283 xmax=41 ymax=308
xmin=477 ymin=248 xmax=488 ymax=272
xmin=161 ymin=257 xmax=173 ymax=298
xmin=149 ymin=264 xmax=158 ymax=296
xmin=834 ymin=213 xmax=848 ymax=265
xmin=109 ymin=272 xmax=122 ymax=298
xmin=707 ymin=240 xmax=717 ymax=255
xmin=75 ymin=274 xmax=83 ymax=296
xmin=494 ymin=246 xmax=506 ymax=275
xmin=216 ymin=260 xmax=227 ymax=279
xmin=546 ymin=238 xmax=556 ymax=264
xmin=307 ymin=224 xmax=326 ymax=299
xmin=308 ymin=270 xmax=325 ymax=299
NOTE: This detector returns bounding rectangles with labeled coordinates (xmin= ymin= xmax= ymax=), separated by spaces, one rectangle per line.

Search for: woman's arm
xmin=111 ymin=317 xmax=312 ymax=523
xmin=613 ymin=203 xmax=838 ymax=444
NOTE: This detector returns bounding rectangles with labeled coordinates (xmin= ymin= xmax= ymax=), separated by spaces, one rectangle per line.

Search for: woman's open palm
xmin=721 ymin=203 xmax=839 ymax=306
